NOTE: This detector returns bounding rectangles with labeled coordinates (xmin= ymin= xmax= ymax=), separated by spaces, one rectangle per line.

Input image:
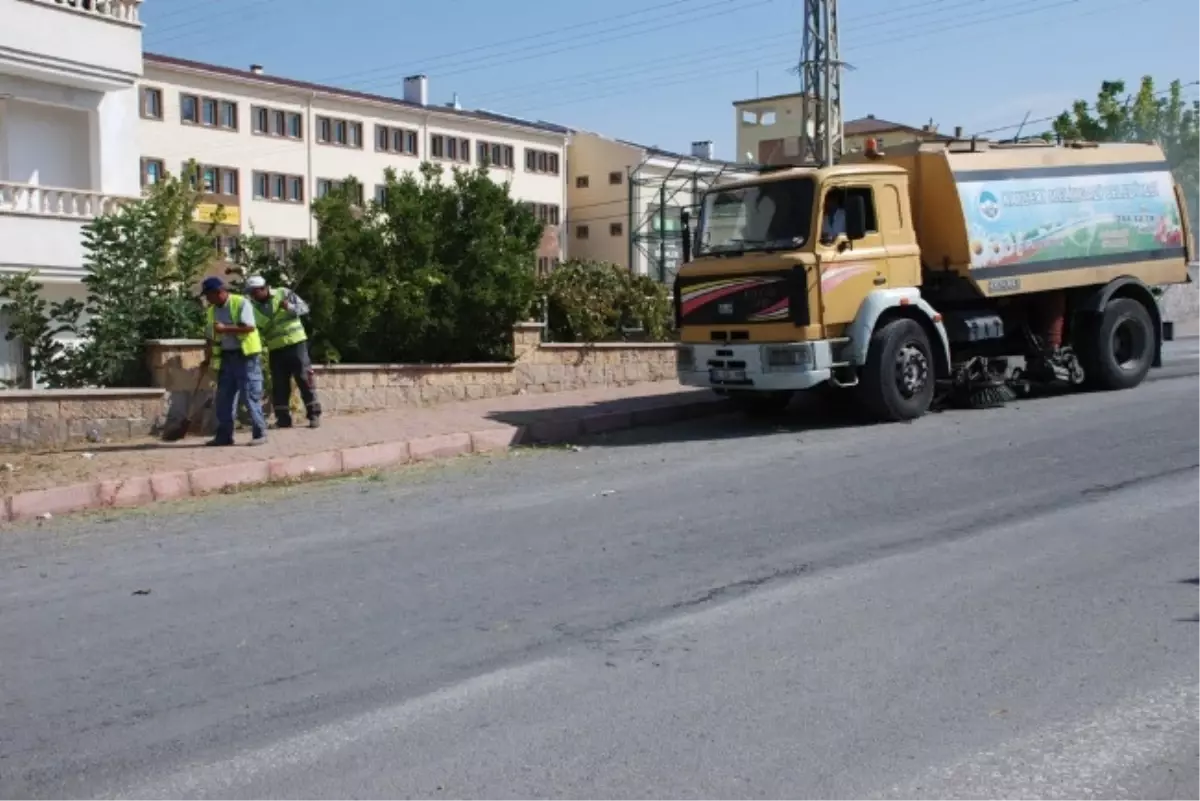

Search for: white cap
xmin=246 ymin=276 xmax=267 ymax=289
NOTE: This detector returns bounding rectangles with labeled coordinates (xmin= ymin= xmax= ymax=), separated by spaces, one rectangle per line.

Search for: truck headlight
xmin=763 ymin=344 xmax=813 ymax=371
xmin=676 ymin=346 xmax=695 ymax=370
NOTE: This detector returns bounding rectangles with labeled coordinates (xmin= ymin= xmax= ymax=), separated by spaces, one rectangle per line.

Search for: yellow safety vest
xmin=252 ymin=288 xmax=308 ymax=350
xmin=206 ymin=294 xmax=263 ymax=371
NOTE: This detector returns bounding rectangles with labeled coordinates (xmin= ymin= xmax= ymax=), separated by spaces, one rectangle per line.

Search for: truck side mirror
xmin=680 ymin=209 xmax=692 ymax=263
xmin=846 ymin=195 xmax=867 ymax=240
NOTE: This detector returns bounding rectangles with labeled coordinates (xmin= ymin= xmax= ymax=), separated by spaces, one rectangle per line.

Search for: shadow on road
xmin=490 ymin=392 xmax=881 ymax=451
xmin=1174 ymin=577 xmax=1198 ymax=623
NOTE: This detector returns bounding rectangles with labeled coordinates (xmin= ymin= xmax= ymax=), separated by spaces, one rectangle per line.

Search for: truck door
xmin=818 ymin=183 xmax=886 ymax=327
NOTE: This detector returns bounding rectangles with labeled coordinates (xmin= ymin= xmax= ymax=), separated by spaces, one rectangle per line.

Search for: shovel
xmin=161 ymin=366 xmax=210 ymax=442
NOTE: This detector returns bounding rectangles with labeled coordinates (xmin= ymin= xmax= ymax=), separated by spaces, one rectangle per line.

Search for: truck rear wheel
xmin=857 ymin=318 xmax=935 ymax=422
xmin=1078 ymin=297 xmax=1155 ymax=391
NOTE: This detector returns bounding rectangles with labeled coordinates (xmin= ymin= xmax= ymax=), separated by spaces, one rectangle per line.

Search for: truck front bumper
xmin=676 ymin=341 xmax=837 ymax=392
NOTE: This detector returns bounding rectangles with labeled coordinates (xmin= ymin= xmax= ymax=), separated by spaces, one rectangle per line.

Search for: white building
xmin=565 ymin=131 xmax=756 ymax=282
xmin=0 ymin=0 xmax=145 ymax=378
xmin=137 ymin=54 xmax=570 ymax=277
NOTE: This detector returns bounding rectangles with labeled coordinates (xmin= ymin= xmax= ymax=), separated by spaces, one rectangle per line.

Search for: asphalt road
xmin=1 ymin=341 xmax=1197 ymax=799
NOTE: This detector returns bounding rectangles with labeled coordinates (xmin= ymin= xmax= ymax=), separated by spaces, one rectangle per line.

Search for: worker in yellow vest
xmin=246 ymin=275 xmax=322 ymax=429
xmin=199 ymin=276 xmax=268 ymax=446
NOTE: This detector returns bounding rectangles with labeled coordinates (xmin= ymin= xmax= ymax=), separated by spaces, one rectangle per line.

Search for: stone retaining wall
xmin=145 ymin=323 xmax=680 ymax=428
xmin=0 ymin=389 xmax=167 ymax=450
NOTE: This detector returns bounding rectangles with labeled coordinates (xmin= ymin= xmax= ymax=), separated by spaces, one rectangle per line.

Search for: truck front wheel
xmin=1078 ymin=297 xmax=1155 ymax=391
xmin=857 ymin=318 xmax=935 ymax=422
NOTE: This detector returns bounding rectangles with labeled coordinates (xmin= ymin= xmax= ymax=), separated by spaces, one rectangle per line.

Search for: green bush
xmin=275 ymin=164 xmax=542 ymax=364
xmin=539 ymin=259 xmax=673 ymax=343
xmin=0 ymin=164 xmax=213 ymax=388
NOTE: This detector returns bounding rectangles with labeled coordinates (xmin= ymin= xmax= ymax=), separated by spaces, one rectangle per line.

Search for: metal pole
xmin=627 ymin=164 xmax=635 ymax=272
xmin=821 ymin=0 xmax=833 ymax=167
xmin=658 ymin=184 xmax=667 ymax=282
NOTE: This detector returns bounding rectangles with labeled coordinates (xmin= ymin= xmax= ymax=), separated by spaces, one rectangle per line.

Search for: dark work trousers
xmin=268 ymin=341 xmax=321 ymax=426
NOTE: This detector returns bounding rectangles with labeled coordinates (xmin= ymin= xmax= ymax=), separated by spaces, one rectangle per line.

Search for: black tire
xmin=856 ymin=318 xmax=935 ymax=422
xmin=1078 ymin=297 xmax=1155 ymax=391
xmin=728 ymin=390 xmax=793 ymax=417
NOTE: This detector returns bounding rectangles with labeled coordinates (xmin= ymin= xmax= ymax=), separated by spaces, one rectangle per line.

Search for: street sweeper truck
xmin=673 ymin=136 xmax=1194 ymax=420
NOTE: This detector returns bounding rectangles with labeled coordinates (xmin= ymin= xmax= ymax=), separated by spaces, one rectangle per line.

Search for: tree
xmin=0 ymin=162 xmax=216 ymax=388
xmin=1051 ymin=77 xmax=1199 ymax=232
xmin=288 ymin=163 xmax=543 ymax=363
xmin=540 ymin=259 xmax=673 ymax=343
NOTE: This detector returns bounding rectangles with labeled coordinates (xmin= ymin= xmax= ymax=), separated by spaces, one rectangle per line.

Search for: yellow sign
xmin=194 ymin=203 xmax=240 ymax=226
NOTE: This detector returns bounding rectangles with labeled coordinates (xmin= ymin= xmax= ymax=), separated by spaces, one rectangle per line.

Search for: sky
xmin=140 ymin=0 xmax=1200 ymax=160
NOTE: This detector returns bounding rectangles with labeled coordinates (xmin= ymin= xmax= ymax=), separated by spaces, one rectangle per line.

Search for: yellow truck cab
xmin=673 ymin=137 xmax=1194 ymax=421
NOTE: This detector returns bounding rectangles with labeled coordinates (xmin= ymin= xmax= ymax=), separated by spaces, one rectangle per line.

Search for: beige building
xmin=566 ymin=131 xmax=755 ymax=282
xmin=138 ymin=53 xmax=571 ymax=276
xmin=842 ymin=114 xmax=952 ymax=154
xmin=733 ymin=90 xmax=952 ymax=165
xmin=732 ymin=90 xmax=816 ymax=166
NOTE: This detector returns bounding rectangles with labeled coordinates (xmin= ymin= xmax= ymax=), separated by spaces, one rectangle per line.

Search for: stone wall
xmin=145 ymin=322 xmax=681 ymax=420
xmin=0 ymin=389 xmax=167 ymax=450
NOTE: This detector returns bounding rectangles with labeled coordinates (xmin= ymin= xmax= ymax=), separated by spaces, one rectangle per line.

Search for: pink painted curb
xmin=1 ymin=395 xmax=731 ymax=523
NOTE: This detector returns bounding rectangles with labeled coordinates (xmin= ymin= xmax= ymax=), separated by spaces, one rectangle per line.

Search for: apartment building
xmin=138 ymin=54 xmax=570 ymax=277
xmin=566 ymin=132 xmax=755 ymax=283
xmin=0 ymin=0 xmax=145 ymax=382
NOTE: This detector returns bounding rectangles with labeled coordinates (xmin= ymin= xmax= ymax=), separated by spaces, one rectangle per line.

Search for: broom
xmin=161 ymin=365 xmax=210 ymax=442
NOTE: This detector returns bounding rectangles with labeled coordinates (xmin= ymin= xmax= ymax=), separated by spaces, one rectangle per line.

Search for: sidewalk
xmin=0 ymin=382 xmax=729 ymax=522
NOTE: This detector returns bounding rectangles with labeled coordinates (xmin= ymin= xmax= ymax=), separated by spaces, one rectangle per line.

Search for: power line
xmin=144 ymin=0 xmax=1175 ymax=200
xmin=148 ymin=0 xmax=292 ymax=42
xmin=472 ymin=0 xmax=991 ymax=108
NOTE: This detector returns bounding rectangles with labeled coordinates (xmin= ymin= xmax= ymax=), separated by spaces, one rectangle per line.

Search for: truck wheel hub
xmin=1111 ymin=317 xmax=1146 ymax=369
xmin=895 ymin=344 xmax=929 ymax=397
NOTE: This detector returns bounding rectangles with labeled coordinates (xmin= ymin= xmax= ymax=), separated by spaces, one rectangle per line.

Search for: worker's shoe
xmin=248 ymin=435 xmax=268 ymax=447
xmin=206 ymin=438 xmax=234 ymax=447
xmin=308 ymin=417 xmax=321 ymax=429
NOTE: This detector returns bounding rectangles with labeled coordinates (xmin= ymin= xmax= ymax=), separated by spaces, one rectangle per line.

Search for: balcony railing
xmin=38 ymin=0 xmax=141 ymax=24
xmin=0 ymin=181 xmax=133 ymax=220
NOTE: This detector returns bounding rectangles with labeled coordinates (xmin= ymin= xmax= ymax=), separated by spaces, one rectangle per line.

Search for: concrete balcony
xmin=41 ymin=0 xmax=142 ymax=23
xmin=0 ymin=0 xmax=144 ymax=91
xmin=0 ymin=181 xmax=136 ymax=281
xmin=0 ymin=181 xmax=128 ymax=219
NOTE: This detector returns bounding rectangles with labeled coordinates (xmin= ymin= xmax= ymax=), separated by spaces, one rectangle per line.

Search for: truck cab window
xmin=822 ymin=186 xmax=878 ymax=243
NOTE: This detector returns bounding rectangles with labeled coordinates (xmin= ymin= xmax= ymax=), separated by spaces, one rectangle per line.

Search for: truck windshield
xmin=697 ymin=177 xmax=815 ymax=256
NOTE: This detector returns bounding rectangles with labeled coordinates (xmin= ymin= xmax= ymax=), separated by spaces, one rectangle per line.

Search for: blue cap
xmin=199 ymin=276 xmax=225 ymax=295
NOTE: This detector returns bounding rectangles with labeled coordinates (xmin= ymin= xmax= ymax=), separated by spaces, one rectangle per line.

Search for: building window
xmin=525 ymin=148 xmax=560 ymax=175
xmin=213 ymin=236 xmax=239 ymax=260
xmin=575 ymin=176 xmax=589 ymax=189
xmin=181 ymin=93 xmax=237 ymax=131
xmin=316 ymin=179 xmax=364 ymax=205
xmin=376 ymin=125 xmax=419 ymax=157
xmin=252 ymin=105 xmax=303 ymax=140
xmin=608 ymin=171 xmax=622 ymax=185
xmin=252 ymin=171 xmax=304 ymax=203
xmin=576 ymin=225 xmax=589 ymax=239
xmin=140 ymin=158 xmax=164 ymax=187
xmin=477 ymin=140 xmax=514 ymax=169
xmin=610 ymin=222 xmax=623 ymax=236
xmin=374 ymin=185 xmax=388 ymax=204
xmin=140 ymin=87 xmax=163 ymax=120
xmin=431 ymin=134 xmax=470 ymax=164
xmin=530 ymin=203 xmax=560 ymax=225
xmin=180 ymin=94 xmax=198 ymax=124
xmin=184 ymin=163 xmax=238 ymax=197
xmin=316 ymin=116 xmax=363 ymax=149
